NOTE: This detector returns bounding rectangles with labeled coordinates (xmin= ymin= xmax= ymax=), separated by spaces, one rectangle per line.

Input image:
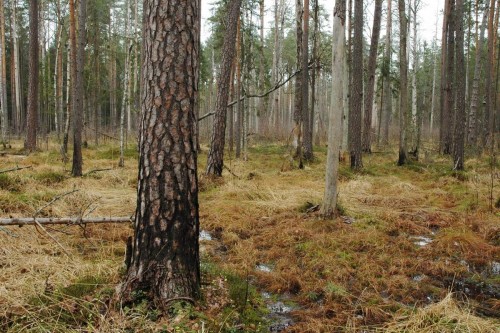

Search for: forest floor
xmin=0 ymin=139 xmax=499 ymax=332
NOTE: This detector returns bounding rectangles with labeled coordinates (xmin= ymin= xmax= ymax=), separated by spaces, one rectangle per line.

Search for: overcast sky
xmin=200 ymin=0 xmax=444 ymax=44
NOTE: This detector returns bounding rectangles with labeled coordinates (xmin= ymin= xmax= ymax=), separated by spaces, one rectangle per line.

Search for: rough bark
xmin=321 ymin=0 xmax=345 ymax=218
xmin=25 ymin=0 xmax=39 ymax=152
xmin=397 ymin=0 xmax=408 ymax=165
xmin=362 ymin=0 xmax=382 ymax=153
xmin=71 ymin=0 xmax=86 ymax=176
xmin=349 ymin=0 xmax=363 ymax=169
xmin=453 ymin=0 xmax=465 ymax=170
xmin=119 ymin=0 xmax=201 ymax=307
xmin=206 ymin=0 xmax=243 ymax=177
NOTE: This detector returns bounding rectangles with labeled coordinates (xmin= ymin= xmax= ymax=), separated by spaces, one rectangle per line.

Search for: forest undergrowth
xmin=0 ymin=139 xmax=498 ymax=332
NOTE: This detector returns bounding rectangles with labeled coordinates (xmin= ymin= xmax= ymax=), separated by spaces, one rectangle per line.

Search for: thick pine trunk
xmin=206 ymin=0 xmax=243 ymax=177
xmin=362 ymin=0 xmax=382 ymax=153
xmin=119 ymin=0 xmax=201 ymax=306
xmin=25 ymin=0 xmax=39 ymax=152
xmin=349 ymin=0 xmax=363 ymax=169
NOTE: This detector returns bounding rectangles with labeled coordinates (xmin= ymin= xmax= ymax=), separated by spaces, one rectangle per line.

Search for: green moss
xmin=0 ymin=174 xmax=22 ymax=192
xmin=34 ymin=171 xmax=66 ymax=185
xmin=59 ymin=275 xmax=107 ymax=298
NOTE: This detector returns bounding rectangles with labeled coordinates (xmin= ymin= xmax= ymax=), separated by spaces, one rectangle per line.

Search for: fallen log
xmin=0 ymin=165 xmax=33 ymax=174
xmin=0 ymin=216 xmax=133 ymax=226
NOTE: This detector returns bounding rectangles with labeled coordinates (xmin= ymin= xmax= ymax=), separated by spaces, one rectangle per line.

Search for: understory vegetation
xmin=0 ymin=139 xmax=498 ymax=332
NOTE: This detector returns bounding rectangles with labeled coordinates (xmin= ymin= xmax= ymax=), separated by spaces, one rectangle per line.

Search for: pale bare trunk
xmin=11 ymin=0 xmax=22 ymax=136
xmin=322 ymin=0 xmax=345 ymax=217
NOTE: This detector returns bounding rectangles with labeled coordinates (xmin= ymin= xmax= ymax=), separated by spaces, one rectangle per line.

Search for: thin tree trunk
xmin=61 ymin=43 xmax=71 ymax=161
xmin=398 ymin=0 xmax=408 ymax=165
xmin=468 ymin=5 xmax=489 ymax=146
xmin=11 ymin=0 xmax=22 ymax=136
xmin=321 ymin=0 xmax=346 ymax=218
xmin=206 ymin=0 xmax=243 ymax=177
xmin=410 ymin=0 xmax=419 ymax=156
xmin=235 ymin=17 xmax=242 ymax=159
xmin=71 ymin=0 xmax=87 ymax=176
xmin=453 ymin=0 xmax=465 ymax=170
xmin=381 ymin=0 xmax=392 ymax=146
xmin=429 ymin=5 xmax=439 ymax=141
xmin=484 ymin=0 xmax=496 ymax=146
xmin=0 ymin=0 xmax=8 ymax=144
xmin=119 ymin=0 xmax=132 ymax=167
xmin=349 ymin=0 xmax=363 ymax=169
xmin=440 ymin=0 xmax=451 ymax=153
xmin=443 ymin=0 xmax=456 ymax=155
xmin=293 ymin=0 xmax=303 ymax=164
xmin=362 ymin=0 xmax=382 ymax=153
xmin=25 ymin=0 xmax=39 ymax=151
xmin=302 ymin=0 xmax=313 ymax=160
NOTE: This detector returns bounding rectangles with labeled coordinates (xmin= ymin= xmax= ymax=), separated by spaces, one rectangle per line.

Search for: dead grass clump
xmin=381 ymin=293 xmax=499 ymax=333
xmin=432 ymin=228 xmax=499 ymax=265
xmin=0 ymin=174 xmax=23 ymax=192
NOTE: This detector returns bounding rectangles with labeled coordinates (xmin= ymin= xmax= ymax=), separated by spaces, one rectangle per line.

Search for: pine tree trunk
xmin=61 ymin=43 xmax=71 ymax=161
xmin=468 ymin=5 xmax=489 ymax=147
xmin=381 ymin=0 xmax=392 ymax=146
xmin=0 ymin=0 xmax=8 ymax=144
xmin=302 ymin=0 xmax=313 ymax=161
xmin=293 ymin=0 xmax=303 ymax=161
xmin=71 ymin=0 xmax=86 ymax=176
xmin=119 ymin=0 xmax=201 ymax=306
xmin=349 ymin=0 xmax=363 ymax=169
xmin=453 ymin=0 xmax=465 ymax=170
xmin=322 ymin=0 xmax=346 ymax=218
xmin=206 ymin=0 xmax=243 ymax=177
xmin=484 ymin=0 xmax=496 ymax=146
xmin=235 ymin=18 xmax=242 ymax=159
xmin=443 ymin=0 xmax=456 ymax=155
xmin=398 ymin=0 xmax=408 ymax=165
xmin=25 ymin=0 xmax=39 ymax=152
xmin=362 ymin=0 xmax=382 ymax=153
xmin=440 ymin=0 xmax=451 ymax=153
xmin=11 ymin=0 xmax=22 ymax=136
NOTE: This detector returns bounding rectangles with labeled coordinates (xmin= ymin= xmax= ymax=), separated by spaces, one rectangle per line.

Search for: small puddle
xmin=410 ymin=235 xmax=433 ymax=247
xmin=262 ymin=292 xmax=296 ymax=332
xmin=200 ymin=230 xmax=213 ymax=241
xmin=491 ymin=261 xmax=499 ymax=275
xmin=256 ymin=264 xmax=273 ymax=273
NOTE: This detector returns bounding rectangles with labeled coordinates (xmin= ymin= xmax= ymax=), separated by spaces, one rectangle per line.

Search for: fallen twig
xmin=0 ymin=165 xmax=33 ymax=174
xmin=223 ymin=165 xmax=241 ymax=179
xmin=0 ymin=216 xmax=133 ymax=226
xmin=83 ymin=168 xmax=113 ymax=176
xmin=33 ymin=189 xmax=79 ymax=217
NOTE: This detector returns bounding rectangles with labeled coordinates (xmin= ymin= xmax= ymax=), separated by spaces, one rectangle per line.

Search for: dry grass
xmin=381 ymin=293 xmax=499 ymax=333
xmin=0 ymin=140 xmax=499 ymax=332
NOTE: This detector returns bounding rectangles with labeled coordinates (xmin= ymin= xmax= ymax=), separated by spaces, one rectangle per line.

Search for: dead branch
xmin=198 ymin=64 xmax=313 ymax=122
xmin=0 ymin=165 xmax=33 ymax=174
xmin=84 ymin=125 xmax=120 ymax=141
xmin=34 ymin=189 xmax=79 ymax=217
xmin=223 ymin=165 xmax=241 ymax=179
xmin=83 ymin=168 xmax=113 ymax=176
xmin=0 ymin=216 xmax=133 ymax=226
